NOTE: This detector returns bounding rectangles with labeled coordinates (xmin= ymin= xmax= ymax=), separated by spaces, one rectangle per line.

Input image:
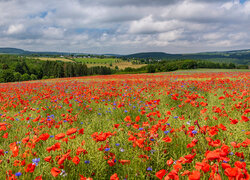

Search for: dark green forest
xmin=0 ymin=55 xmax=112 ymax=83
xmin=146 ymin=59 xmax=248 ymax=73
xmin=124 ymin=50 xmax=250 ymax=65
xmin=116 ymin=59 xmax=248 ymax=74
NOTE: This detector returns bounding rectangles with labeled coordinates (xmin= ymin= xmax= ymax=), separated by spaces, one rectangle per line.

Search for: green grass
xmin=73 ymin=58 xmax=121 ymax=64
xmin=176 ymin=68 xmax=250 ymax=72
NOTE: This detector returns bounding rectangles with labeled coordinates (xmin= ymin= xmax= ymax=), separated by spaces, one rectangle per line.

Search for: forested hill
xmin=0 ymin=48 xmax=71 ymax=56
xmin=125 ymin=49 xmax=250 ymax=65
xmin=0 ymin=48 xmax=27 ymax=54
xmin=1 ymin=47 xmax=250 ymax=65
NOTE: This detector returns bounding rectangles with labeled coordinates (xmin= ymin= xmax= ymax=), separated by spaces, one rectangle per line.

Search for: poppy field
xmin=0 ymin=71 xmax=249 ymax=180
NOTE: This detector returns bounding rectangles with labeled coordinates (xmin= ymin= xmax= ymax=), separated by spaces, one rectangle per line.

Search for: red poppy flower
xmin=110 ymin=173 xmax=119 ymax=180
xmin=51 ymin=167 xmax=61 ymax=177
xmin=25 ymin=163 xmax=36 ymax=173
xmin=162 ymin=136 xmax=172 ymax=143
xmin=55 ymin=133 xmax=65 ymax=140
xmin=188 ymin=171 xmax=200 ymax=180
xmin=66 ymin=128 xmax=77 ymax=135
xmin=155 ymin=169 xmax=166 ymax=179
xmin=39 ymin=133 xmax=50 ymax=141
xmin=72 ymin=156 xmax=80 ymax=165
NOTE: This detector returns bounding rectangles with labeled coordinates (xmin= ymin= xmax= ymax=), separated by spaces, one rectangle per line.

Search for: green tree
xmin=228 ymin=63 xmax=236 ymax=69
xmin=2 ymin=63 xmax=9 ymax=69
xmin=1 ymin=69 xmax=15 ymax=82
xmin=21 ymin=73 xmax=31 ymax=81
xmin=14 ymin=72 xmax=22 ymax=81
xmin=21 ymin=61 xmax=30 ymax=74
xmin=147 ymin=65 xmax=156 ymax=73
xmin=15 ymin=62 xmax=25 ymax=74
xmin=30 ymin=74 xmax=38 ymax=80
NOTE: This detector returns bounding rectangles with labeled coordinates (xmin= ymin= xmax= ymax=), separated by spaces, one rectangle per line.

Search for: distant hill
xmin=125 ymin=49 xmax=250 ymax=65
xmin=0 ymin=48 xmax=28 ymax=54
xmin=0 ymin=47 xmax=72 ymax=56
xmin=125 ymin=52 xmax=173 ymax=59
xmin=1 ymin=47 xmax=249 ymax=65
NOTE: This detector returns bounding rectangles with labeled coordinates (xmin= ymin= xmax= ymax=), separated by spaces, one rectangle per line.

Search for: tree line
xmin=0 ymin=55 xmax=112 ymax=83
xmin=147 ymin=60 xmax=248 ymax=73
xmin=0 ymin=55 xmax=248 ymax=83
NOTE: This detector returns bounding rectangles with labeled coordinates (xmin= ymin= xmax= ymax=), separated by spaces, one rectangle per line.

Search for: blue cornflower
xmin=147 ymin=167 xmax=152 ymax=171
xmin=115 ymin=143 xmax=120 ymax=146
xmin=104 ymin=148 xmax=110 ymax=152
xmin=139 ymin=128 xmax=144 ymax=130
xmin=164 ymin=131 xmax=169 ymax=135
xmin=192 ymin=130 xmax=198 ymax=134
xmin=15 ymin=172 xmax=22 ymax=177
xmin=32 ymin=158 xmax=40 ymax=166
xmin=84 ymin=160 xmax=90 ymax=164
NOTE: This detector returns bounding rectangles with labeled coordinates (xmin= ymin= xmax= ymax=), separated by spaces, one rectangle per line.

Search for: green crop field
xmin=73 ymin=58 xmax=121 ymax=64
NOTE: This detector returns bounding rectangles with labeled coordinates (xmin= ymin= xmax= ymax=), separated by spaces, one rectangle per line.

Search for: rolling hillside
xmin=1 ymin=47 xmax=250 ymax=65
xmin=125 ymin=49 xmax=250 ymax=65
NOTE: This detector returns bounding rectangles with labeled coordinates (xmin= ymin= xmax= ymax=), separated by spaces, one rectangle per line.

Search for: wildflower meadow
xmin=0 ymin=71 xmax=249 ymax=180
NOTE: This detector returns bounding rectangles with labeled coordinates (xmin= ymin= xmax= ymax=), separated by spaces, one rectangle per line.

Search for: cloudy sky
xmin=0 ymin=0 xmax=250 ymax=54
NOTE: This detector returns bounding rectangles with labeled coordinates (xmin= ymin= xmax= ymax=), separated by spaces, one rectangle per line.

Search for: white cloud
xmin=42 ymin=27 xmax=65 ymax=39
xmin=6 ymin=24 xmax=25 ymax=34
xmin=128 ymin=15 xmax=180 ymax=34
xmin=0 ymin=0 xmax=250 ymax=54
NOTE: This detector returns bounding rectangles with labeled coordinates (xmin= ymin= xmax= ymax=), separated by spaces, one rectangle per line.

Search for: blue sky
xmin=0 ymin=0 xmax=250 ymax=54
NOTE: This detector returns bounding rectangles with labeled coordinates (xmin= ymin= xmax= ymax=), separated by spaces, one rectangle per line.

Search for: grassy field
xmin=31 ymin=56 xmax=147 ymax=70
xmin=74 ymin=57 xmax=147 ymax=70
xmin=0 ymin=71 xmax=249 ymax=180
xmin=33 ymin=57 xmax=75 ymax=63
xmin=176 ymin=68 xmax=250 ymax=72
xmin=86 ymin=61 xmax=146 ymax=70
xmin=73 ymin=57 xmax=120 ymax=64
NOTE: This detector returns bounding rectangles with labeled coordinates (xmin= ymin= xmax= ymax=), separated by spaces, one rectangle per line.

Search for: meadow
xmin=73 ymin=57 xmax=119 ymax=64
xmin=33 ymin=57 xmax=146 ymax=70
xmin=33 ymin=57 xmax=75 ymax=63
xmin=0 ymin=70 xmax=249 ymax=180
